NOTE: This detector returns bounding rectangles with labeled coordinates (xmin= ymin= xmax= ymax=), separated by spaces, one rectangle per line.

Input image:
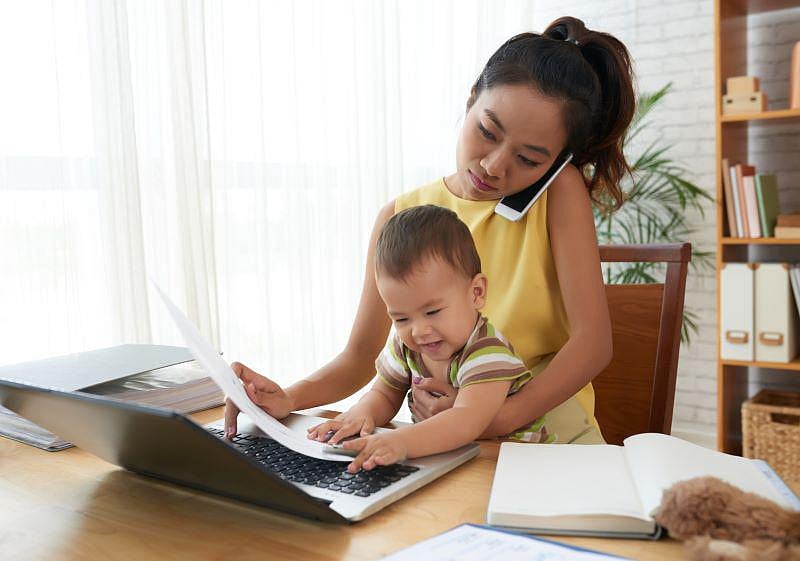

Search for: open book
xmin=487 ymin=433 xmax=800 ymax=539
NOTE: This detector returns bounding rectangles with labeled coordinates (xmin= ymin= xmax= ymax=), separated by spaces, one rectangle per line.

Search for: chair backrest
xmin=593 ymin=243 xmax=691 ymax=445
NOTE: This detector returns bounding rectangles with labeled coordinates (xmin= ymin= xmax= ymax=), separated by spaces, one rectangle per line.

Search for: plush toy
xmin=653 ymin=476 xmax=800 ymax=561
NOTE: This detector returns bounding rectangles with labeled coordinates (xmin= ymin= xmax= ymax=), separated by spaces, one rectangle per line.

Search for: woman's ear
xmin=471 ymin=273 xmax=488 ymax=309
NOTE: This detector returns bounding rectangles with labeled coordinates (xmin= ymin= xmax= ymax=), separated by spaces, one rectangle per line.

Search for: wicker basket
xmin=742 ymin=390 xmax=800 ymax=482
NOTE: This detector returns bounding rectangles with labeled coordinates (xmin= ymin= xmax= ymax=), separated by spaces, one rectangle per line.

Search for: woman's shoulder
xmin=548 ymin=163 xmax=591 ymax=208
xmin=395 ymin=178 xmax=450 ymax=211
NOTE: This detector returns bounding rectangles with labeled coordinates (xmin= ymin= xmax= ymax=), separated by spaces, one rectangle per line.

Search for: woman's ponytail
xmin=544 ymin=17 xmax=635 ymax=209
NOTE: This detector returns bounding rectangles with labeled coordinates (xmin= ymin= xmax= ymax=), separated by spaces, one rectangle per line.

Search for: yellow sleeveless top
xmin=395 ymin=178 xmax=600 ymax=439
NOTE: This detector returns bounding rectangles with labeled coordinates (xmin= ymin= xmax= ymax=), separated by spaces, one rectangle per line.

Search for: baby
xmin=308 ymin=204 xmax=550 ymax=472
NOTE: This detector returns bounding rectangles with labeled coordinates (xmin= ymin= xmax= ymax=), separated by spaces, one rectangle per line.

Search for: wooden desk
xmin=0 ymin=408 xmax=793 ymax=561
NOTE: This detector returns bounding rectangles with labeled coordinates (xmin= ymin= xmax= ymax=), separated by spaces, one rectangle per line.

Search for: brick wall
xmin=528 ymin=1 xmax=800 ymax=448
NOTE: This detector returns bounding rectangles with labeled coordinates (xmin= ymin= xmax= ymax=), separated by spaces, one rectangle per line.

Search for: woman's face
xmin=453 ymin=84 xmax=568 ymax=201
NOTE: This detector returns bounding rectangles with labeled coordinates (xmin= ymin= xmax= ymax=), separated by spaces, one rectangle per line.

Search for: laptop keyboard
xmin=206 ymin=427 xmax=419 ymax=497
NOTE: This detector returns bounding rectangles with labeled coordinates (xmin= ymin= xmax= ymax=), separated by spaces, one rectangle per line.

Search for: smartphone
xmin=494 ymin=152 xmax=573 ymax=221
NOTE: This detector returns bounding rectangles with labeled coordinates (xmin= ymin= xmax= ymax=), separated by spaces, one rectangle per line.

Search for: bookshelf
xmin=715 ymin=0 xmax=800 ymax=454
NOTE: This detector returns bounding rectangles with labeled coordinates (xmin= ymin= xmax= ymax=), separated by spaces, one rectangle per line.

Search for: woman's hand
xmin=409 ymin=377 xmax=457 ymax=420
xmin=306 ymin=409 xmax=376 ymax=445
xmin=342 ymin=431 xmax=408 ymax=473
xmin=224 ymin=362 xmax=295 ymax=438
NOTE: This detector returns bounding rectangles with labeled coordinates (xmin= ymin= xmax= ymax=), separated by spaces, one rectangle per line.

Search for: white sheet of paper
xmin=379 ymin=525 xmax=629 ymax=561
xmin=153 ymin=282 xmax=351 ymax=461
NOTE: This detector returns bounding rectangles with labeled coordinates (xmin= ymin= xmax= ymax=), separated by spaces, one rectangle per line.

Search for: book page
xmin=623 ymin=433 xmax=794 ymax=516
xmin=489 ymin=443 xmax=648 ymax=519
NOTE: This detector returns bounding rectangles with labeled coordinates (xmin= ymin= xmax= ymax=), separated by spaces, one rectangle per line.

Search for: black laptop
xmin=0 ymin=379 xmax=479 ymax=523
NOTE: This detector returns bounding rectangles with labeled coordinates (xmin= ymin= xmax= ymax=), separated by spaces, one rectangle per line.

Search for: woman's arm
xmin=481 ymin=166 xmax=613 ymax=437
xmin=225 ymin=201 xmax=395 ymax=434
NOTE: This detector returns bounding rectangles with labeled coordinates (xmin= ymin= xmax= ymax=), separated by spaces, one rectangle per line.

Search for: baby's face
xmin=376 ymin=257 xmax=486 ymax=362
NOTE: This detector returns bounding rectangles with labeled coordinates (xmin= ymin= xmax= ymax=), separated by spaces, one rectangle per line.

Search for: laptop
xmin=0 ymin=378 xmax=479 ymax=523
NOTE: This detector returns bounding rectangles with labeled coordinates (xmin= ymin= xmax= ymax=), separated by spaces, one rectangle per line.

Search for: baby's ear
xmin=471 ymin=273 xmax=488 ymax=309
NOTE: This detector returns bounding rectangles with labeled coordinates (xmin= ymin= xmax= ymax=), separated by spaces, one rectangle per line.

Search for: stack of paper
xmin=0 ymin=345 xmax=224 ymax=451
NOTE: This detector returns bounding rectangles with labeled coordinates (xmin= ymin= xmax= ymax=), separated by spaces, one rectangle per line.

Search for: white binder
xmin=754 ymin=263 xmax=798 ymax=363
xmin=720 ymin=263 xmax=754 ymax=361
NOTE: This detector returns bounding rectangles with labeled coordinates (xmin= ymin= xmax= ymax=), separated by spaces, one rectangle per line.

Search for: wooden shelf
xmin=714 ymin=0 xmax=800 ymax=456
xmin=721 ymin=237 xmax=800 ymax=245
xmin=721 ymin=358 xmax=800 ymax=371
xmin=720 ymin=108 xmax=800 ymax=123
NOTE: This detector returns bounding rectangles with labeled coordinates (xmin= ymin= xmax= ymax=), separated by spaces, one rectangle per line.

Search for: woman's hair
xmin=467 ymin=16 xmax=635 ymax=209
xmin=375 ymin=205 xmax=481 ymax=282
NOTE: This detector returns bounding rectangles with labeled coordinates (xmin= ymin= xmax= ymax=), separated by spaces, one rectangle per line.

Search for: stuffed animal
xmin=653 ymin=476 xmax=800 ymax=561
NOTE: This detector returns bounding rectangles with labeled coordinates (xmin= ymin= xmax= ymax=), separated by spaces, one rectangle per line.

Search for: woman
xmin=226 ymin=16 xmax=635 ymax=445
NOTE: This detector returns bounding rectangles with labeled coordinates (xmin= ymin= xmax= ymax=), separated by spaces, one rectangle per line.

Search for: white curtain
xmin=0 ymin=0 xmax=535 ymax=389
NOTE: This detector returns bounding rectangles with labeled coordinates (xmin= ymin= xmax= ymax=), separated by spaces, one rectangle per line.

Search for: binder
xmin=0 ymin=345 xmax=223 ymax=450
xmin=754 ymin=264 xmax=798 ymax=363
xmin=720 ymin=263 xmax=754 ymax=361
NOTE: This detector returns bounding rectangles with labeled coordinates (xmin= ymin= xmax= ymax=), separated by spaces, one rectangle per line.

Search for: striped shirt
xmin=376 ymin=316 xmax=532 ymax=394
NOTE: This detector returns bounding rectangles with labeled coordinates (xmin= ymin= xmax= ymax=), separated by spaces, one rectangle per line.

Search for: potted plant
xmin=593 ymin=83 xmax=714 ymax=343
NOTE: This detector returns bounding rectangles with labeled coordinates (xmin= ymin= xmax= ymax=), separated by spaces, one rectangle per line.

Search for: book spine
xmin=730 ymin=166 xmax=745 ymax=237
xmin=735 ymin=164 xmax=751 ymax=237
xmin=754 ymin=175 xmax=770 ymax=238
xmin=743 ymin=176 xmax=761 ymax=238
xmin=722 ymin=158 xmax=738 ymax=237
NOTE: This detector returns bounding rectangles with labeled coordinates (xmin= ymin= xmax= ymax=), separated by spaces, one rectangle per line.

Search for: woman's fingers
xmin=413 ymin=376 xmax=451 ymax=396
xmin=410 ymin=386 xmax=437 ymax=419
xmin=410 ymin=378 xmax=458 ymax=420
xmin=223 ymin=397 xmax=240 ymax=439
xmin=231 ymin=361 xmax=280 ymax=392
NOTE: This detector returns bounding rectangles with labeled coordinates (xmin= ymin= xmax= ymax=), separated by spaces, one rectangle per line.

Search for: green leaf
xmin=595 ymin=83 xmax=709 ymax=345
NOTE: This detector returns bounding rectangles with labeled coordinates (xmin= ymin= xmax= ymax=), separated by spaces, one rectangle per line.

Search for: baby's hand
xmin=307 ymin=410 xmax=376 ymax=445
xmin=342 ymin=431 xmax=407 ymax=473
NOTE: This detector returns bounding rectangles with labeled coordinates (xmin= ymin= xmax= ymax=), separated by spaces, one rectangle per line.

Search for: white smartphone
xmin=494 ymin=152 xmax=573 ymax=221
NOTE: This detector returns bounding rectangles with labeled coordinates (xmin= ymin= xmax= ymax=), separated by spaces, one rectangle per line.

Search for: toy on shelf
xmin=723 ymin=75 xmax=767 ymax=115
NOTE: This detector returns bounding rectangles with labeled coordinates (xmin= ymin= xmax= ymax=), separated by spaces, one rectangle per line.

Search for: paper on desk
xmin=153 ymin=282 xmax=352 ymax=461
xmin=380 ymin=524 xmax=630 ymax=561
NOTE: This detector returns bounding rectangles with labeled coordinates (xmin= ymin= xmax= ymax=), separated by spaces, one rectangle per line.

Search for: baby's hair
xmin=467 ymin=16 xmax=636 ymax=210
xmin=375 ymin=205 xmax=481 ymax=282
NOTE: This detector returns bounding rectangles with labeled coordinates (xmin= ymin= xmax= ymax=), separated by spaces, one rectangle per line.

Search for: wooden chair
xmin=593 ymin=243 xmax=691 ymax=445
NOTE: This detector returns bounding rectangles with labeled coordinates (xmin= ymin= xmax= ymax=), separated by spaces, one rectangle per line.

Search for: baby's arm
xmin=306 ymin=378 xmax=406 ymax=444
xmin=343 ymin=379 xmax=511 ymax=471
